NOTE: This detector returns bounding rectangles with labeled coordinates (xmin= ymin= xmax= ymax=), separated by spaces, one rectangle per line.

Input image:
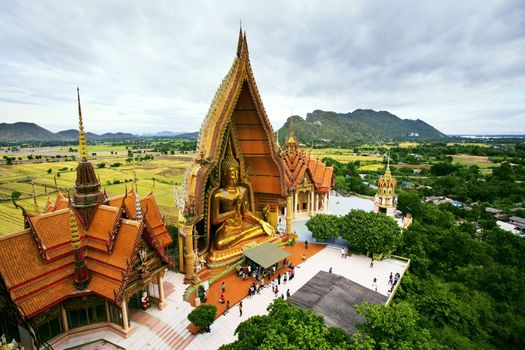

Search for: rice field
xmin=451 ymin=154 xmax=497 ymax=169
xmin=0 ymin=156 xmax=194 ymax=235
xmin=310 ymin=148 xmax=383 ymax=162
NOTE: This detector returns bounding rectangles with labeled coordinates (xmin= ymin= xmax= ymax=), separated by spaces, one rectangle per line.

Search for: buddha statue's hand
xmin=260 ymin=220 xmax=275 ymax=236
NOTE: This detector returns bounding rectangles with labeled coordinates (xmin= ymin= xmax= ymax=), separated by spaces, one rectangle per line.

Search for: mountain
xmin=276 ymin=109 xmax=446 ymax=145
xmin=0 ymin=122 xmax=60 ymax=142
xmin=142 ymin=131 xmax=190 ymax=137
xmin=0 ymin=122 xmax=197 ymax=142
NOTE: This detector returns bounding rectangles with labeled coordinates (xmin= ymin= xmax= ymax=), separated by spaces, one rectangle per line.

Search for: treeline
xmin=394 ymin=194 xmax=525 ymax=349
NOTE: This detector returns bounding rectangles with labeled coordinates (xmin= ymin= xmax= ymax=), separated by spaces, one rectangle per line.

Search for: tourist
xmin=219 ymin=294 xmax=225 ymax=304
xmin=286 ymin=289 xmax=290 ymax=299
xmin=394 ymin=273 xmax=400 ymax=285
xmin=274 ymin=285 xmax=279 ymax=298
xmin=305 ymin=240 xmax=309 ymax=250
xmin=277 ymin=273 xmax=281 ymax=285
xmin=283 ymin=272 xmax=288 ymax=284
xmin=302 ymin=253 xmax=306 ymax=261
xmin=329 ymin=267 xmax=333 ymax=273
xmin=388 ymin=272 xmax=393 ymax=285
xmin=271 ymin=279 xmax=276 ymax=292
xmin=224 ymin=300 xmax=230 ymax=315
xmin=221 ymin=281 xmax=225 ymax=294
xmin=372 ymin=277 xmax=378 ymax=291
xmin=289 ymin=269 xmax=294 ymax=280
xmin=281 ymin=293 xmax=284 ymax=300
xmin=344 ymin=248 xmax=348 ymax=258
xmin=370 ymin=258 xmax=374 ymax=268
xmin=239 ymin=301 xmax=243 ymax=317
xmin=341 ymin=247 xmax=345 ymax=258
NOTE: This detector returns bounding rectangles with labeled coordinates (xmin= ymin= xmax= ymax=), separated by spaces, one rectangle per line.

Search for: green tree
xmin=306 ymin=214 xmax=341 ymax=240
xmin=188 ymin=304 xmax=216 ymax=332
xmin=397 ymin=191 xmax=423 ymax=218
xmin=356 ymin=301 xmax=440 ymax=350
xmin=341 ymin=210 xmax=402 ymax=257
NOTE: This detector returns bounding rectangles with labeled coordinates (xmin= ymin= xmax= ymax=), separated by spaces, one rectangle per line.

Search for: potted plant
xmin=187 ymin=304 xmax=217 ymax=333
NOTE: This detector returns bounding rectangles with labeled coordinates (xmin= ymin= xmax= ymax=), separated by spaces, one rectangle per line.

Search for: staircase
xmin=130 ymin=309 xmax=195 ymax=349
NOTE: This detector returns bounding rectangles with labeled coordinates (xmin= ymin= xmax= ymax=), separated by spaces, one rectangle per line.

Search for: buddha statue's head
xmin=221 ymin=152 xmax=239 ymax=187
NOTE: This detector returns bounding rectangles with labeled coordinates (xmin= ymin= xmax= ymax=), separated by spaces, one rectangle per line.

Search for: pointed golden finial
xmin=236 ymin=23 xmax=244 ymax=57
xmin=77 ymin=87 xmax=88 ymax=161
xmin=385 ymin=150 xmax=391 ymax=177
xmin=32 ymin=182 xmax=40 ymax=214
xmin=67 ymin=191 xmax=81 ymax=248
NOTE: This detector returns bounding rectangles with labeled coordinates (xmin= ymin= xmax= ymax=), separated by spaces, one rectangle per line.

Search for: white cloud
xmin=0 ymin=0 xmax=524 ymax=135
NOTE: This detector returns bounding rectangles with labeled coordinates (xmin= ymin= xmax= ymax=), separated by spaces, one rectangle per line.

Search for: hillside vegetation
xmin=276 ymin=109 xmax=446 ymax=146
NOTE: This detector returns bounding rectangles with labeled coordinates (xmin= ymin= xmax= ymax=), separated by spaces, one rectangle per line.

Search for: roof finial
xmin=77 ymin=87 xmax=88 ymax=161
xmin=32 ymin=182 xmax=40 ymax=214
xmin=385 ymin=150 xmax=391 ymax=176
xmin=132 ymin=171 xmax=143 ymax=221
xmin=236 ymin=24 xmax=244 ymax=57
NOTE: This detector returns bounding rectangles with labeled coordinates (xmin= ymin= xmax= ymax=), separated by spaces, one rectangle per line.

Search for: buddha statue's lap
xmin=211 ymin=148 xmax=275 ymax=250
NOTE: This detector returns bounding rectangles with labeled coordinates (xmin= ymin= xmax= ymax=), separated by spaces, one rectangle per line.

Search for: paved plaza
xmin=52 ymin=244 xmax=407 ymax=350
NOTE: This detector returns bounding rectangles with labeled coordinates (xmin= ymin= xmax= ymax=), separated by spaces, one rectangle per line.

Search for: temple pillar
xmin=158 ymin=273 xmax=166 ymax=310
xmin=294 ymin=191 xmax=298 ymax=218
xmin=178 ymin=234 xmax=185 ymax=273
xmin=105 ymin=300 xmax=110 ymax=322
xmin=121 ymin=299 xmax=129 ymax=332
xmin=286 ymin=194 xmax=293 ymax=234
xmin=183 ymin=224 xmax=195 ymax=282
xmin=61 ymin=304 xmax=69 ymax=332
xmin=310 ymin=190 xmax=315 ymax=215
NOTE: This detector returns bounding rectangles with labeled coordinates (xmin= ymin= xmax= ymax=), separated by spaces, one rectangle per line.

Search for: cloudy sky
xmin=1 ymin=0 xmax=524 ymax=135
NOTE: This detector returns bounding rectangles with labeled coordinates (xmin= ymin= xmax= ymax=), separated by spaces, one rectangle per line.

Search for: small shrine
xmin=280 ymin=119 xmax=333 ymax=220
xmin=373 ymin=161 xmax=397 ymax=217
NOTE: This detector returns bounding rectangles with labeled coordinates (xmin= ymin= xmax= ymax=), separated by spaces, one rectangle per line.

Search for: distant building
xmin=509 ymin=216 xmax=525 ymax=230
xmin=373 ymin=163 xmax=397 ymax=217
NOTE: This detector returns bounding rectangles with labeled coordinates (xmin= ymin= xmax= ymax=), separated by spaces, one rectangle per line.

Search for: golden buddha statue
xmin=211 ymin=150 xmax=275 ymax=250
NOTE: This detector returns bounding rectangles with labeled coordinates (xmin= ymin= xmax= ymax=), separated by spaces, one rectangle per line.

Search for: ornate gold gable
xmin=178 ymin=29 xmax=289 ymax=279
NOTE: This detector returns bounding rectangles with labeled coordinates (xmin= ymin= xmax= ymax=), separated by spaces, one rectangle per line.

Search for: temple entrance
xmin=128 ymin=290 xmax=144 ymax=310
xmin=379 ymin=207 xmax=387 ymax=214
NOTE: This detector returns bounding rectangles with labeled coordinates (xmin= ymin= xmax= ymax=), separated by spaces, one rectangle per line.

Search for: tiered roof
xmin=280 ymin=126 xmax=333 ymax=193
xmin=0 ymin=90 xmax=172 ymax=318
xmin=377 ymin=163 xmax=396 ymax=196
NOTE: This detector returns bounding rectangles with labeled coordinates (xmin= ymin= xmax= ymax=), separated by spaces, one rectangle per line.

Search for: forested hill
xmin=276 ymin=109 xmax=446 ymax=145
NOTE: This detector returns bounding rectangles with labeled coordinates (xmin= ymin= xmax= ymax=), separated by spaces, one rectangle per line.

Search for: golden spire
xmin=32 ymin=182 xmax=40 ymax=214
xmin=68 ymin=192 xmax=81 ymax=248
xmin=133 ymin=171 xmax=143 ymax=221
xmin=385 ymin=151 xmax=391 ymax=177
xmin=77 ymin=87 xmax=88 ymax=161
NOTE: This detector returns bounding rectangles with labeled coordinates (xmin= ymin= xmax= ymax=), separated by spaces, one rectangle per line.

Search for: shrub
xmin=187 ymin=304 xmax=216 ymax=332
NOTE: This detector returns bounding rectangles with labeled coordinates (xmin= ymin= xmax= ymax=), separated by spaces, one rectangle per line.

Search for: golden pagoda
xmin=373 ymin=159 xmax=397 ymax=217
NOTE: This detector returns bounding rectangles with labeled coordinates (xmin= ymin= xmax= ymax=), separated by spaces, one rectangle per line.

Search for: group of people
xmin=340 ymin=247 xmax=349 ymax=258
xmin=388 ymin=272 xmax=401 ymax=292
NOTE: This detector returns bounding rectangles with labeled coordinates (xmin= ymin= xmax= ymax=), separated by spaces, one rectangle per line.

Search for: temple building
xmin=373 ymin=162 xmax=397 ymax=217
xmin=177 ymin=28 xmax=333 ymax=284
xmin=0 ymin=89 xmax=172 ymax=349
xmin=280 ymin=121 xmax=333 ymax=220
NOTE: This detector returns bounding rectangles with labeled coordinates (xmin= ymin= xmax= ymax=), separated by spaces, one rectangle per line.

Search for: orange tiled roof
xmin=281 ymin=148 xmax=334 ymax=193
xmin=0 ymin=190 xmax=171 ymax=317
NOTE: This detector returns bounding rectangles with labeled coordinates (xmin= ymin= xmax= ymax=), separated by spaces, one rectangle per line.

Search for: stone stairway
xmin=130 ymin=309 xmax=195 ymax=349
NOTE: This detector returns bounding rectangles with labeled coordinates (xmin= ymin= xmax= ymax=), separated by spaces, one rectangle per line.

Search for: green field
xmin=0 ymin=155 xmax=194 ymax=235
xmin=451 ymin=154 xmax=497 ymax=169
xmin=310 ymin=148 xmax=383 ymax=163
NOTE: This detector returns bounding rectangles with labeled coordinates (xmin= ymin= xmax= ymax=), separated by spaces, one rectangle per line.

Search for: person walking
xmin=271 ymin=280 xmax=276 ymax=293
xmin=388 ymin=272 xmax=393 ymax=285
xmin=305 ymin=240 xmax=309 ymax=250
xmin=286 ymin=289 xmax=291 ymax=299
xmin=329 ymin=267 xmax=333 ymax=273
xmin=370 ymin=258 xmax=374 ymax=268
xmin=224 ymin=300 xmax=230 ymax=315
xmin=274 ymin=285 xmax=279 ymax=298
xmin=277 ymin=273 xmax=281 ymax=285
xmin=372 ymin=277 xmax=378 ymax=292
xmin=341 ymin=247 xmax=345 ymax=258
xmin=221 ymin=281 xmax=226 ymax=294
xmin=239 ymin=301 xmax=243 ymax=317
